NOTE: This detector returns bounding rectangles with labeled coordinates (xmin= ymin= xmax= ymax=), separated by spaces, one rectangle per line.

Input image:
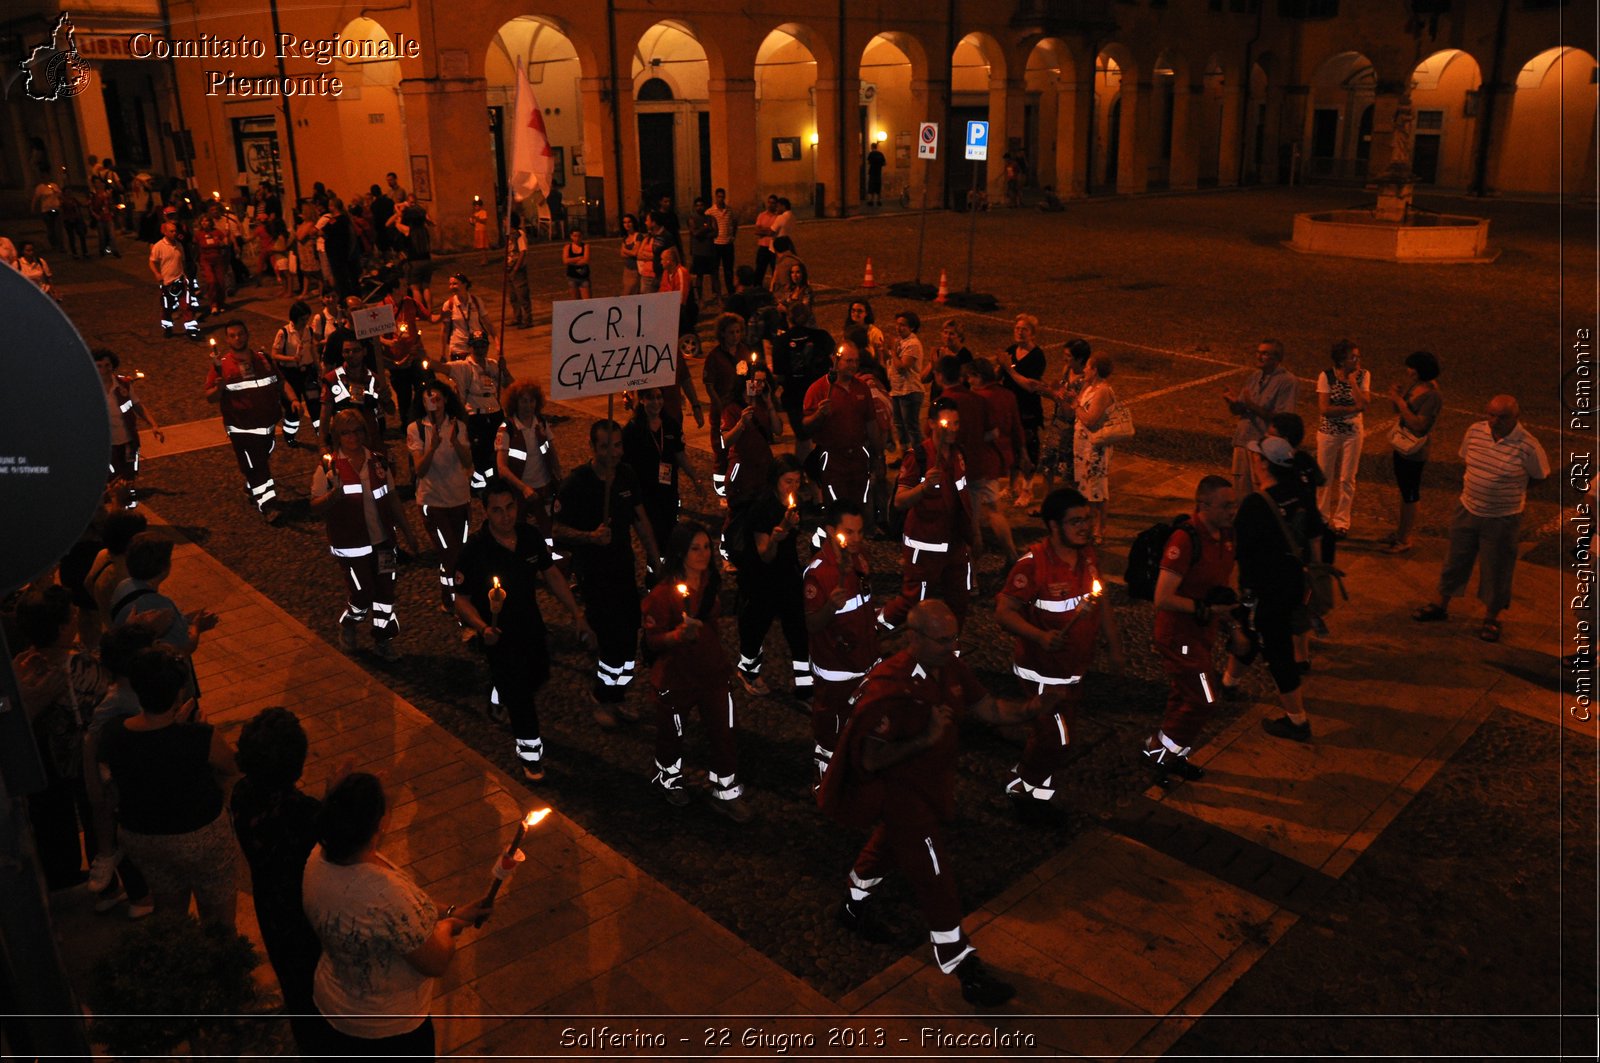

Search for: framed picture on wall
xmin=771 ymin=136 xmax=802 ymax=162
xmin=410 ymin=155 xmax=432 ymax=200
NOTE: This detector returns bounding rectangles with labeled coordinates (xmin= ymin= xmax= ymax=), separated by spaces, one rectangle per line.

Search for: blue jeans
xmin=892 ymin=392 xmax=923 ymax=450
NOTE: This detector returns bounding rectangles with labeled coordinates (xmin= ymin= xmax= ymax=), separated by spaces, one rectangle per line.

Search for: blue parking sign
xmin=965 ymin=120 xmax=989 ymax=161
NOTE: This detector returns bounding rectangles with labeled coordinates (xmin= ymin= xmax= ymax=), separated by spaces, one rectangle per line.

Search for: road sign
xmin=917 ymin=122 xmax=939 ymax=160
xmin=965 ymin=120 xmax=989 ymax=161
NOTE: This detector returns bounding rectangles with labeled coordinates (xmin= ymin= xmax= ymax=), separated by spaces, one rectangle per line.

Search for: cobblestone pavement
xmin=138 ymin=421 xmax=1239 ymax=998
xmin=26 ymin=185 xmax=1589 ymax=1018
xmin=1170 ymin=708 xmax=1596 ymax=1058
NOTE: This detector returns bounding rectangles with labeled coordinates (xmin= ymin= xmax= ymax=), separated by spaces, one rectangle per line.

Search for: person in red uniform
xmin=803 ymin=341 xmax=878 ymax=524
xmin=720 ymin=357 xmax=781 ymax=511
xmin=641 ymin=522 xmax=754 ymax=822
xmin=204 ymin=320 xmax=285 ymax=524
xmin=802 ymin=499 xmax=877 ymax=783
xmin=995 ymin=488 xmax=1126 ymax=823
xmin=702 ymin=313 xmax=752 ymax=500
xmin=818 ymin=599 xmax=1034 ymax=1006
xmin=195 ymin=211 xmax=231 ymax=315
xmin=1144 ymin=474 xmax=1249 ymax=785
xmin=878 ymin=397 xmax=977 ymax=631
xmin=968 ymin=358 xmax=1026 ymax=561
xmin=310 ymin=410 xmax=421 ymax=660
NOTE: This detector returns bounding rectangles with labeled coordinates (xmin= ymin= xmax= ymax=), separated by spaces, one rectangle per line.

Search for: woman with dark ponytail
xmin=639 ymin=521 xmax=752 ymax=822
xmin=300 ymin=772 xmax=492 ymax=1059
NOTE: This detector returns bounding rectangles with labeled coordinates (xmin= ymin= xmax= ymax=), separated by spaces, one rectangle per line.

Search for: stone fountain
xmin=1287 ymin=84 xmax=1496 ymax=263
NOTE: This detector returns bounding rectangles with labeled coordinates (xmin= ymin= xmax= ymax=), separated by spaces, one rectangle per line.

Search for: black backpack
xmin=1125 ymin=514 xmax=1199 ymax=601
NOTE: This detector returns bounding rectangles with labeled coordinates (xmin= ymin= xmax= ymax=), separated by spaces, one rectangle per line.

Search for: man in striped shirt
xmin=706 ymin=187 xmax=737 ymax=296
xmin=1414 ymin=395 xmax=1549 ymax=642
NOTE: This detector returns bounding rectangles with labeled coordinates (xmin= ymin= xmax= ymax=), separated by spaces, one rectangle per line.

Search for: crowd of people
xmin=11 ymin=171 xmax=1557 ymax=1035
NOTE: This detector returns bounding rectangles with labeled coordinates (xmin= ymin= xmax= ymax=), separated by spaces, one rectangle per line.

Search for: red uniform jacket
xmin=802 ymin=540 xmax=878 ymax=680
xmin=1000 ymin=540 xmax=1104 ymax=682
xmin=322 ymin=449 xmax=396 ymax=552
xmin=207 ymin=350 xmax=280 ymax=432
xmin=897 ymin=439 xmax=974 ymax=548
xmin=1152 ymin=518 xmax=1237 ymax=649
xmin=817 ymin=650 xmax=987 ymax=828
xmin=973 ymin=382 xmax=1025 ymax=479
xmin=641 ymin=577 xmax=730 ymax=691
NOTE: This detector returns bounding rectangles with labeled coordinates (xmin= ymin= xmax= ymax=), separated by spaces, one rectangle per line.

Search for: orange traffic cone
xmin=935 ymin=269 xmax=948 ymax=304
xmin=862 ymin=258 xmax=876 ymax=289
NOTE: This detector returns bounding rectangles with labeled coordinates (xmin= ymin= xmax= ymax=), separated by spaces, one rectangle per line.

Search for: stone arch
xmin=1405 ymin=48 xmax=1482 ymax=189
xmin=1024 ymin=37 xmax=1087 ymax=197
xmin=1305 ymin=50 xmax=1376 ymax=182
xmin=859 ymin=33 xmax=926 ymax=205
xmin=1148 ymin=48 xmax=1189 ymax=188
xmin=632 ymin=21 xmax=712 ymax=210
xmin=1498 ymin=46 xmax=1598 ymax=197
xmin=485 ymin=16 xmax=589 ymax=219
xmin=755 ymin=25 xmax=824 ymax=209
xmin=332 ymin=17 xmax=408 ymax=199
xmin=1090 ymin=43 xmax=1137 ymax=191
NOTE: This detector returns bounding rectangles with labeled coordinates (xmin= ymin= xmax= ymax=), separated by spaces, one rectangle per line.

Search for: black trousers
xmin=466 ymin=412 xmax=498 ymax=488
xmin=485 ymin=631 xmax=549 ymax=761
xmin=736 ymin=566 xmax=810 ymax=692
xmin=583 ymin=577 xmax=641 ymax=703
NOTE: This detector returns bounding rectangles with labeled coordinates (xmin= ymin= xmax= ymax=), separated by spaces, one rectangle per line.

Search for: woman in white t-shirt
xmin=302 ymin=773 xmax=493 ymax=1058
xmin=1314 ymin=339 xmax=1371 ymax=537
xmin=407 ymin=378 xmax=475 ymax=614
xmin=887 ymin=310 xmax=925 ymax=452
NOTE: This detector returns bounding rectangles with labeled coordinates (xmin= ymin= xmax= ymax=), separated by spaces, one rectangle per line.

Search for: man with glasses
xmin=995 ymin=488 xmax=1125 ymax=823
xmin=1222 ymin=339 xmax=1298 ymax=502
xmin=820 ymin=599 xmax=1042 ymax=1007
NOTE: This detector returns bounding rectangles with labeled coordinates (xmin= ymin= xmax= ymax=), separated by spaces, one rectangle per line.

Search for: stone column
xmin=1276 ymin=85 xmax=1308 ymax=184
xmin=1217 ymin=83 xmax=1243 ymax=187
xmin=813 ymin=76 xmax=844 ymax=216
xmin=1167 ymin=81 xmax=1201 ymax=190
xmin=707 ymin=77 xmax=758 ymax=214
xmin=70 ymin=65 xmax=114 ymax=175
xmin=1054 ymin=72 xmax=1092 ymax=196
xmin=1473 ymin=81 xmax=1515 ymax=195
xmin=399 ymin=75 xmax=488 ymax=251
xmin=1115 ymin=78 xmax=1150 ymax=194
xmin=990 ymin=75 xmax=1024 ymax=192
xmin=577 ymin=76 xmax=615 ymax=232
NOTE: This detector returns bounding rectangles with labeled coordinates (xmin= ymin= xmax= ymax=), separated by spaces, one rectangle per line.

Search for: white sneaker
xmin=88 ymin=851 xmax=121 ymax=893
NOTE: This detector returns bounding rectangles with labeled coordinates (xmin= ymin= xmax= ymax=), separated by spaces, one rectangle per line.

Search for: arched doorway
xmin=859 ymin=34 xmax=916 ymax=204
xmin=755 ymin=27 xmax=820 ymax=210
xmin=633 ymin=22 xmax=710 ymax=214
xmin=950 ymin=32 xmax=1005 ymax=207
xmin=486 ymin=18 xmax=585 ymax=229
xmin=1404 ymin=49 xmax=1483 ymax=187
xmin=1024 ymin=38 xmax=1077 ymax=197
xmin=1306 ymin=51 xmax=1375 ymax=183
xmin=334 ymin=18 xmax=407 ymax=198
xmin=1245 ymin=60 xmax=1269 ymax=184
xmin=1149 ymin=50 xmax=1181 ymax=189
xmin=1091 ymin=45 xmax=1133 ymax=192
xmin=1498 ymin=46 xmax=1597 ymax=197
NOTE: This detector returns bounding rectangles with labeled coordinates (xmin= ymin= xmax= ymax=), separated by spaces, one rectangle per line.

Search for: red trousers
xmin=880 ymin=543 xmax=971 ymax=630
xmin=810 ymin=673 xmax=865 ymax=780
xmin=336 ymin=541 xmax=398 ymax=642
xmin=653 ymin=682 xmax=739 ymax=794
xmin=1156 ymin=637 xmax=1219 ymax=749
xmin=849 ymin=804 xmax=972 ymax=972
xmin=1010 ymin=681 xmax=1084 ymax=799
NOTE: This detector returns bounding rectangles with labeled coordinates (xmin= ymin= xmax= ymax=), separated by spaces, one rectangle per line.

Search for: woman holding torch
xmin=301 ymin=772 xmax=495 ymax=1058
xmin=640 ymin=522 xmax=753 ymax=822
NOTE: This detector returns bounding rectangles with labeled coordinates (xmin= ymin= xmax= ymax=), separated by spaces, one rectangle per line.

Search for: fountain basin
xmin=1287 ymin=209 xmax=1497 ymax=263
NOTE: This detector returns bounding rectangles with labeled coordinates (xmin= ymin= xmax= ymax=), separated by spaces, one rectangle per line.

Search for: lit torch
xmin=1090 ymin=579 xmax=1104 ymax=600
xmin=475 ymin=807 xmax=551 ymax=926
xmin=489 ymin=575 xmax=505 ymax=627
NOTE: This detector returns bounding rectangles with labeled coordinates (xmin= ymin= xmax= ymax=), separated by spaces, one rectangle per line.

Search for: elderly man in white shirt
xmin=1413 ymin=394 xmax=1549 ymax=642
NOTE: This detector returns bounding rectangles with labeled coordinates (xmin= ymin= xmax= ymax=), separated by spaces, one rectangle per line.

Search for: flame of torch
xmin=675 ymin=582 xmax=690 ymax=598
xmin=787 ymin=493 xmax=796 ymax=510
xmin=477 ymin=807 xmax=552 ymax=925
xmin=488 ymin=575 xmax=505 ymax=625
xmin=1091 ymin=579 xmax=1104 ymax=599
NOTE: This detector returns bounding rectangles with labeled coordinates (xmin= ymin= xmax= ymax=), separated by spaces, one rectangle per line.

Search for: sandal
xmin=1412 ymin=603 xmax=1448 ymax=622
xmin=1479 ymin=619 xmax=1502 ymax=643
xmin=1381 ymin=540 xmax=1413 ymax=555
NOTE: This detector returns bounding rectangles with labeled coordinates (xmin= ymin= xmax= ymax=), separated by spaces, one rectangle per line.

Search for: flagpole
xmin=497 ymin=64 xmax=521 ymax=366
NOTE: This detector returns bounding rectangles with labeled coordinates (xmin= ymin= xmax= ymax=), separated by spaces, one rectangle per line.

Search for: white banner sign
xmin=350 ymin=302 xmax=396 ymax=340
xmin=550 ymin=292 xmax=681 ymax=400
